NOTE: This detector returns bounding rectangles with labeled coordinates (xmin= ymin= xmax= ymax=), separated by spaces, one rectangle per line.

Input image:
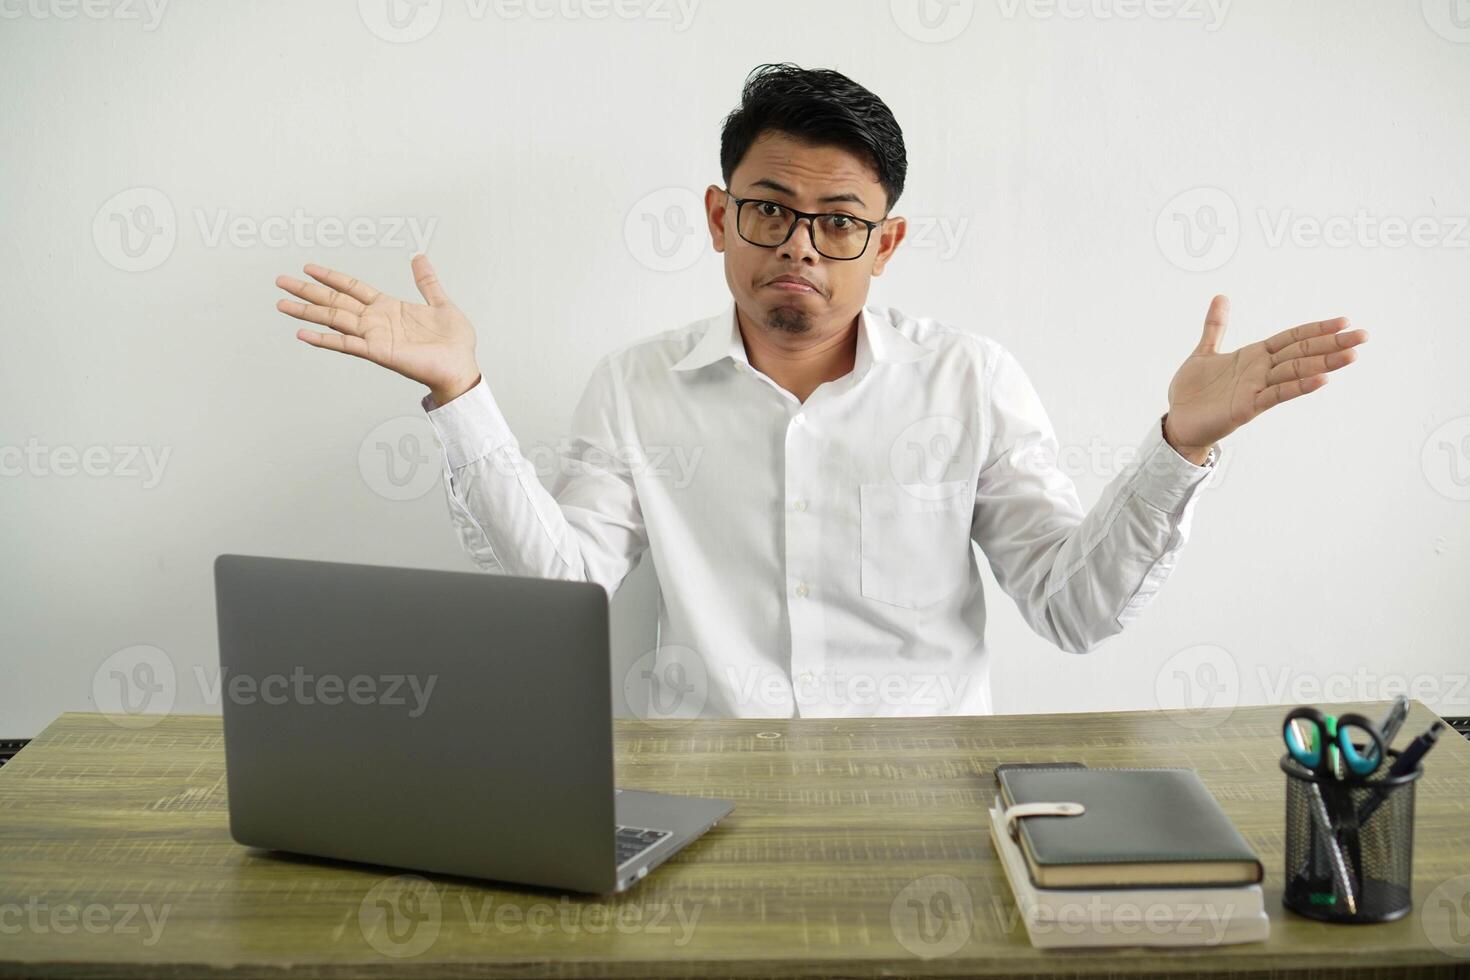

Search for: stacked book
xmin=988 ymin=764 xmax=1269 ymax=949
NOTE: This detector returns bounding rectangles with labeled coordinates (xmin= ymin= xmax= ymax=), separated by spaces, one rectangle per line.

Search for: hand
xmin=1162 ymin=295 xmax=1369 ymax=463
xmin=275 ymin=254 xmax=481 ymax=403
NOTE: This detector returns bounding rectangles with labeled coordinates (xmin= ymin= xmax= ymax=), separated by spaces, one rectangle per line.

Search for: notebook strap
xmin=1002 ymin=801 xmax=1085 ymax=840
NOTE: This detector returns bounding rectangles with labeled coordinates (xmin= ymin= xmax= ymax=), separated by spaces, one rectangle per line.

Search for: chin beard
xmin=766 ymin=306 xmax=811 ymax=334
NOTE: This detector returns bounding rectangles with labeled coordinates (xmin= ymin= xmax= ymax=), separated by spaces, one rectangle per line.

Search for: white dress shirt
xmin=420 ymin=300 xmax=1219 ymax=718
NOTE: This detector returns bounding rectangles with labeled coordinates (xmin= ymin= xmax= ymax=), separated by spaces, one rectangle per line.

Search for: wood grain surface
xmin=1 ymin=702 xmax=1468 ymax=978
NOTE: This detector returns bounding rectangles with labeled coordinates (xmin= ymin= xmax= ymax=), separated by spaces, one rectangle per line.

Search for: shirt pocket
xmin=859 ymin=479 xmax=973 ymax=609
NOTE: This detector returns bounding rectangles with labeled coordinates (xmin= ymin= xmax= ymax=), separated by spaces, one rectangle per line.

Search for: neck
xmin=737 ymin=308 xmax=859 ymax=404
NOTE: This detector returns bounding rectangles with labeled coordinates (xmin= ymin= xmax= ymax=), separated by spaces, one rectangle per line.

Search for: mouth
xmin=764 ymin=275 xmax=821 ymax=295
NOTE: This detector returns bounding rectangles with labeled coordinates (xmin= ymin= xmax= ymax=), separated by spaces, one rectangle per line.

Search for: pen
xmin=1377 ymin=695 xmax=1410 ymax=748
xmin=1307 ymin=780 xmax=1357 ymax=914
xmin=1385 ymin=721 xmax=1444 ymax=778
xmin=1355 ymin=721 xmax=1444 ymax=826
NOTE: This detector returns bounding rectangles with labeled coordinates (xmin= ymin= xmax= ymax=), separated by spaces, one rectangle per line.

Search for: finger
xmin=276 ymin=298 xmax=362 ymax=335
xmin=1266 ymin=347 xmax=1359 ymax=387
xmin=302 ymin=264 xmax=382 ymax=306
xmin=1255 ymin=374 xmax=1327 ymax=413
xmin=411 ymin=253 xmax=451 ymax=307
xmin=1263 ymin=316 xmax=1351 ymax=356
xmin=1271 ymin=327 xmax=1369 ymax=367
xmin=295 ymin=327 xmax=374 ymax=361
xmin=1198 ymin=294 xmax=1229 ymax=354
xmin=276 ymin=275 xmax=367 ymax=317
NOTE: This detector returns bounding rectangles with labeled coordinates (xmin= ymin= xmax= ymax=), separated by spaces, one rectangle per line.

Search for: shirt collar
xmin=670 ymin=300 xmax=930 ymax=373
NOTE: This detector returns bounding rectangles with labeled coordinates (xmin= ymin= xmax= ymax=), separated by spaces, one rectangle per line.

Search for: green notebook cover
xmin=995 ymin=767 xmax=1264 ymax=889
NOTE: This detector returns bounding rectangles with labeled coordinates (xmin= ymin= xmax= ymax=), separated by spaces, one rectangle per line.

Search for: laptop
xmin=213 ymin=553 xmax=733 ymax=893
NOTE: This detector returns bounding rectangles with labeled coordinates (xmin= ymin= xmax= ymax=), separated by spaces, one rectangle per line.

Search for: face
xmin=705 ymin=130 xmax=906 ymax=342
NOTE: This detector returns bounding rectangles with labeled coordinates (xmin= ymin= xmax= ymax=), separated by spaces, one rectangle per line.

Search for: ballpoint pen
xmin=1286 ymin=719 xmax=1330 ymax=886
xmin=1284 ymin=717 xmax=1359 ymax=913
xmin=1376 ymin=695 xmax=1410 ymax=748
xmin=1385 ymin=721 xmax=1444 ymax=777
xmin=1302 ymin=763 xmax=1357 ymax=914
xmin=1356 ymin=721 xmax=1445 ymax=825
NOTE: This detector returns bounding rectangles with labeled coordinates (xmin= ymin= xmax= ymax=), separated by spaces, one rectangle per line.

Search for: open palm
xmin=275 ymin=254 xmax=479 ymax=394
xmin=1163 ymin=295 xmax=1369 ymax=454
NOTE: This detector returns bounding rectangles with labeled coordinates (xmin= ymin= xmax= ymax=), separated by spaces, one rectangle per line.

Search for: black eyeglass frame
xmin=722 ymin=189 xmax=885 ymax=261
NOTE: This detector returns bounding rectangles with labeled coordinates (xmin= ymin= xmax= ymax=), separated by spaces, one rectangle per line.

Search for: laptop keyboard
xmin=615 ymin=825 xmax=671 ymax=866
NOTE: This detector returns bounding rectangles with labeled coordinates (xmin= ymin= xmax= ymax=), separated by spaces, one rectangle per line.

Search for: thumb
xmin=1197 ymin=293 xmax=1229 ymax=354
xmin=411 ymin=253 xmax=451 ymax=307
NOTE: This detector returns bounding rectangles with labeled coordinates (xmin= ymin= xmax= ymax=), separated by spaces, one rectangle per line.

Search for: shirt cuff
xmin=419 ymin=377 xmax=517 ymax=470
xmin=1132 ymin=412 xmax=1218 ymax=514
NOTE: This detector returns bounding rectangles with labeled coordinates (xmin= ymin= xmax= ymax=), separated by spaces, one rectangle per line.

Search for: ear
xmin=705 ymin=185 xmax=731 ymax=253
xmin=869 ymin=215 xmax=907 ymax=276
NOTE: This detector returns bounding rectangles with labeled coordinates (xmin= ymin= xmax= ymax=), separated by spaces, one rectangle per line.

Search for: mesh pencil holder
xmin=1280 ymin=750 xmax=1420 ymax=924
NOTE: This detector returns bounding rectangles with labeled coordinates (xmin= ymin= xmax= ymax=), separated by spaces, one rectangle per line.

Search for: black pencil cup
xmin=1280 ymin=750 xmax=1420 ymax=923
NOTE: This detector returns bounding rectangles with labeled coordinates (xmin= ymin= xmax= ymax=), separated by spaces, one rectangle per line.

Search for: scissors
xmin=1282 ymin=706 xmax=1387 ymax=779
xmin=1281 ymin=706 xmax=1387 ymax=914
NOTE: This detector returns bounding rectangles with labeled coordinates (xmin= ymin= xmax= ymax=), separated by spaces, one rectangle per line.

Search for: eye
xmin=827 ymin=215 xmax=855 ymax=230
xmin=755 ymin=202 xmax=784 ymax=218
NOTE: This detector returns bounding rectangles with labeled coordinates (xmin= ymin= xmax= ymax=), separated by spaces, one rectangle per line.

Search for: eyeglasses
xmin=724 ymin=190 xmax=883 ymax=261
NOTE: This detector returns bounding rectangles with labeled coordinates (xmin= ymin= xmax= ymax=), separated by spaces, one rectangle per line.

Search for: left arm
xmin=971 ymin=296 xmax=1368 ymax=653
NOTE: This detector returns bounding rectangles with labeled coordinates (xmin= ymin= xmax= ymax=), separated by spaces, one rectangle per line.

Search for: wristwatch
xmin=1162 ymin=413 xmax=1218 ymax=469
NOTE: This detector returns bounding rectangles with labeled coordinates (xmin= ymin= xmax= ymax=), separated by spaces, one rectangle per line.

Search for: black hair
xmin=719 ymin=63 xmax=907 ymax=214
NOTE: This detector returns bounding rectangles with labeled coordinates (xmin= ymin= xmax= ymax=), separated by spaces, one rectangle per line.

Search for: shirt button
xmin=792 ymin=413 xmax=806 ymax=426
xmin=793 ymin=499 xmax=807 ymax=512
xmin=794 ymin=582 xmax=810 ymax=598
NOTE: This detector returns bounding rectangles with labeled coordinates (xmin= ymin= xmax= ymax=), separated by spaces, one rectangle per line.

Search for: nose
xmin=779 ymin=216 xmax=821 ymax=263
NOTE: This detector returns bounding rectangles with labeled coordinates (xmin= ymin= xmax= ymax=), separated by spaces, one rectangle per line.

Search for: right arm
xmin=275 ymin=254 xmax=647 ymax=597
xmin=420 ymin=358 xmax=649 ymax=596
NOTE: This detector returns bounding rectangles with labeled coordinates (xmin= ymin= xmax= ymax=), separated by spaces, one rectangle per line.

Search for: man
xmin=274 ymin=64 xmax=1366 ymax=718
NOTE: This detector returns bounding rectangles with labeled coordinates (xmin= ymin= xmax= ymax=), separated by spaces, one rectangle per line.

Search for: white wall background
xmin=2 ymin=0 xmax=1467 ymax=738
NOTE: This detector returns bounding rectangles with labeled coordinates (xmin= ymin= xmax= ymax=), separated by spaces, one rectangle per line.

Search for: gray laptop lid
xmin=214 ymin=553 xmax=618 ymax=892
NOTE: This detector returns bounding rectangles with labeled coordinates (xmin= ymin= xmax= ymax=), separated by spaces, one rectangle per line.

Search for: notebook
xmin=995 ymin=767 xmax=1264 ymax=889
xmin=987 ymin=802 xmax=1269 ymax=948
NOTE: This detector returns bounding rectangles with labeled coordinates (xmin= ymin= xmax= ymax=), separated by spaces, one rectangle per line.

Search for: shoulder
xmin=595 ymin=310 xmax=722 ymax=381
xmin=866 ymin=304 xmax=1015 ymax=378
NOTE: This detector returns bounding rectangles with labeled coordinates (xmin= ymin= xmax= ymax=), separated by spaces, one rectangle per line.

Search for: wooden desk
xmin=2 ymin=703 xmax=1468 ymax=978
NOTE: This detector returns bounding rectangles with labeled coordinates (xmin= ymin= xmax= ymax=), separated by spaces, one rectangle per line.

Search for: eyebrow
xmin=747 ymin=178 xmax=868 ymax=209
